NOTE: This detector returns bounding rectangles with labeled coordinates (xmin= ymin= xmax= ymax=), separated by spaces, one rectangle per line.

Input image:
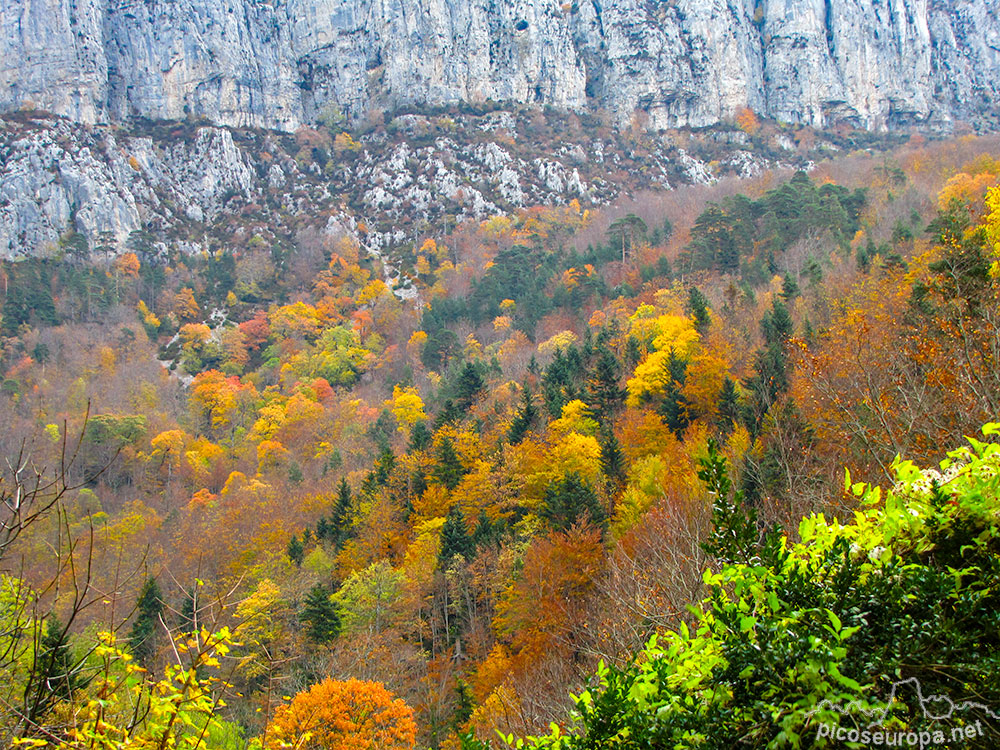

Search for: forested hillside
xmin=0 ymin=133 xmax=998 ymax=749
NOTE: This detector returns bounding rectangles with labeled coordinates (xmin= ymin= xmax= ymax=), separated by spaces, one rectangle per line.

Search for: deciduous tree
xmin=267 ymin=678 xmax=417 ymax=750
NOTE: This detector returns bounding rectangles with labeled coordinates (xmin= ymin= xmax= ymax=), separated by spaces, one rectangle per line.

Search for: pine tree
xmin=687 ymin=287 xmax=711 ymax=335
xmin=439 ymin=504 xmax=473 ymax=565
xmin=179 ymin=588 xmax=196 ymax=632
xmin=330 ymin=479 xmax=352 ymax=545
xmin=588 ymin=348 xmax=625 ymax=422
xmin=30 ymin=264 xmax=59 ymax=326
xmin=434 ymin=399 xmax=462 ymax=429
xmin=26 ymin=615 xmax=78 ymax=724
xmin=659 ymin=383 xmax=689 ymax=435
xmin=657 ymin=256 xmax=672 ymax=278
xmin=1 ymin=273 xmax=28 ymax=334
xmin=657 ymin=349 xmax=689 ymax=434
xmin=472 ymin=511 xmax=497 ymax=548
xmin=742 ymin=347 xmax=788 ymax=436
xmin=607 ymin=213 xmax=648 ymax=263
xmin=716 ymin=377 xmax=740 ymax=433
xmin=60 ymin=228 xmax=89 ymax=260
xmin=408 ymin=421 xmax=432 ymax=451
xmin=599 ymin=427 xmax=626 ymax=488
xmin=434 ymin=438 xmax=466 ymax=490
xmin=369 ymin=408 xmax=395 ymax=451
xmin=762 ymin=299 xmax=793 ymax=347
xmin=287 ymin=535 xmax=305 ymax=567
xmin=698 ymin=439 xmax=780 ymax=565
xmin=454 ymin=361 xmax=486 ymax=410
xmin=300 ymin=584 xmax=341 ymax=643
xmin=857 ymin=238 xmax=875 ymax=271
xmin=744 ymin=300 xmax=794 ymax=436
xmin=542 ymin=348 xmax=571 ymax=417
xmin=625 ymin=335 xmax=641 ymax=368
xmin=803 ymin=256 xmax=823 ymax=286
xmin=129 ymin=576 xmax=163 ymax=666
xmin=780 ymin=274 xmax=800 ymax=301
xmin=371 ymin=446 xmax=396 ymax=486
xmin=508 ymin=385 xmax=538 ymax=445
xmin=316 ymin=516 xmax=330 ymax=541
xmin=718 ymin=232 xmax=740 ymax=274
xmin=541 ymin=473 xmax=607 ymax=532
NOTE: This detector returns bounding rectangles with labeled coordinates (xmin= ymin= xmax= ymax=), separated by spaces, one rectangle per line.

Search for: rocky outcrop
xmin=1 ymin=0 xmax=997 ymax=134
xmin=0 ymin=120 xmax=260 ymax=256
xmin=1 ymin=108 xmax=821 ymax=258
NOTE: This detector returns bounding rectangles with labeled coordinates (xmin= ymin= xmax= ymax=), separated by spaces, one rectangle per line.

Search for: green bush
xmin=467 ymin=425 xmax=1000 ymax=749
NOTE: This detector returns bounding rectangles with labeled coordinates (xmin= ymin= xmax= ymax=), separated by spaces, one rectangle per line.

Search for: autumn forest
xmin=1 ymin=127 xmax=1000 ymax=749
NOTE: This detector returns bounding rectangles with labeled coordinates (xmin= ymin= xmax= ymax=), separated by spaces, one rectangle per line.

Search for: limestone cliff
xmin=2 ymin=0 xmax=997 ymax=133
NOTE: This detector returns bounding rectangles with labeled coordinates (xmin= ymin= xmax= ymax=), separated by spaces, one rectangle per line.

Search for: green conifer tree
xmin=454 ymin=361 xmax=486 ymax=411
xmin=599 ymin=427 xmax=626 ymax=489
xmin=300 ymin=584 xmax=341 ymax=643
xmin=588 ymin=348 xmax=625 ymax=422
xmin=687 ymin=287 xmax=712 ymax=335
xmin=287 ymin=535 xmax=304 ymax=567
xmin=716 ymin=377 xmax=740 ymax=433
xmin=330 ymin=479 xmax=353 ymax=546
xmin=408 ymin=421 xmax=432 ymax=451
xmin=434 ymin=438 xmax=466 ymax=490
xmin=508 ymin=385 xmax=538 ymax=445
xmin=25 ymin=615 xmax=78 ymax=725
xmin=541 ymin=473 xmax=607 ymax=532
xmin=780 ymin=274 xmax=800 ymax=301
xmin=439 ymin=504 xmax=473 ymax=565
xmin=129 ymin=576 xmax=163 ymax=666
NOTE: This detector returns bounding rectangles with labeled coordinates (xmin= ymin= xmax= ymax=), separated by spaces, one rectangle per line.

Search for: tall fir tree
xmin=330 ymin=478 xmax=353 ymax=546
xmin=287 ymin=535 xmax=304 ymax=567
xmin=588 ymin=347 xmax=625 ymax=422
xmin=408 ymin=421 xmax=432 ymax=452
xmin=657 ymin=349 xmax=690 ymax=435
xmin=716 ymin=377 xmax=741 ymax=434
xmin=434 ymin=399 xmax=462 ymax=429
xmin=687 ymin=287 xmax=712 ymax=335
xmin=26 ymin=616 xmax=78 ymax=725
xmin=434 ymin=438 xmax=467 ymax=490
xmin=454 ymin=361 xmax=486 ymax=411
xmin=30 ymin=264 xmax=59 ymax=326
xmin=780 ymin=274 xmax=800 ymax=301
xmin=599 ymin=427 xmax=626 ymax=489
xmin=316 ymin=516 xmax=330 ymax=542
xmin=508 ymin=385 xmax=538 ymax=445
xmin=129 ymin=576 xmax=163 ymax=666
xmin=624 ymin=335 xmax=642 ymax=368
xmin=439 ymin=504 xmax=473 ymax=565
xmin=761 ymin=299 xmax=793 ymax=347
xmin=179 ymin=588 xmax=196 ymax=633
xmin=541 ymin=473 xmax=607 ymax=532
xmin=300 ymin=584 xmax=341 ymax=643
xmin=743 ymin=299 xmax=794 ymax=436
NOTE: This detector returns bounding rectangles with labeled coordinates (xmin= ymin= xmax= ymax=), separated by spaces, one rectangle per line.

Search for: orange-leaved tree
xmin=266 ymin=677 xmax=417 ymax=750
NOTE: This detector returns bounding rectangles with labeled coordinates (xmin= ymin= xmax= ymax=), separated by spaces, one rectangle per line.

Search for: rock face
xmin=2 ymin=108 xmax=823 ymax=258
xmin=1 ymin=0 xmax=998 ymax=134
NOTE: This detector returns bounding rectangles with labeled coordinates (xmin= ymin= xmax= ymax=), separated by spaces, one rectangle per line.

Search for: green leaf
xmin=827 ymin=611 xmax=842 ymax=632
